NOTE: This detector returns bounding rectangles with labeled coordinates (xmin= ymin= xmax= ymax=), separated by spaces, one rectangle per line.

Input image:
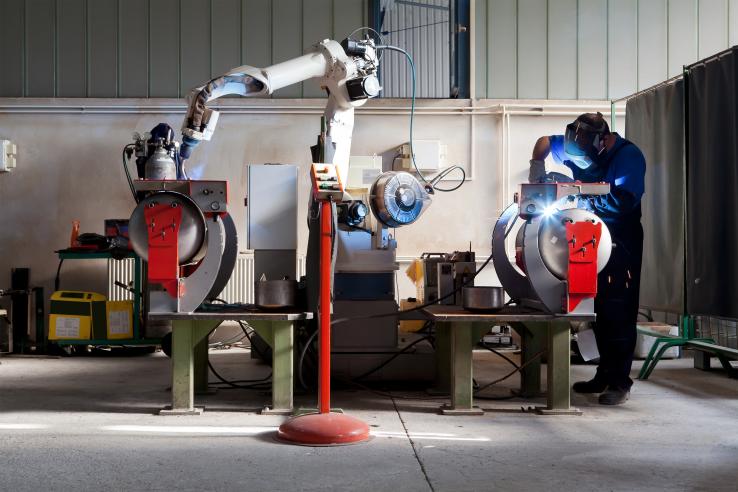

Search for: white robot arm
xmin=179 ymin=38 xmax=381 ymax=182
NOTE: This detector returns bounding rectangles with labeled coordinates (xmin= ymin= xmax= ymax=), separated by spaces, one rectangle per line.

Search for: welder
xmin=529 ymin=112 xmax=646 ymax=405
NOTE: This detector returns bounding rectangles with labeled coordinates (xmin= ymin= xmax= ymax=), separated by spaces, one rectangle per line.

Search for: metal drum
xmin=255 ymin=279 xmax=297 ymax=309
xmin=129 ymin=191 xmax=207 ymax=265
xmin=463 ymin=286 xmax=504 ymax=312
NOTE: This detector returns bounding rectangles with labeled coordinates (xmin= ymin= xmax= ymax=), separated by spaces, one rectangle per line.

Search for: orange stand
xmin=277 ymin=201 xmax=370 ymax=446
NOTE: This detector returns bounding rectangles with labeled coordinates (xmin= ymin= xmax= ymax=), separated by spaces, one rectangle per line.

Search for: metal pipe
xmin=318 ymin=200 xmax=332 ymax=414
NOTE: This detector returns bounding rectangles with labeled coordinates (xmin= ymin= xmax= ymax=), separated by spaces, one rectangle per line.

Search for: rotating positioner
xmin=492 ymin=182 xmax=613 ymax=315
xmin=129 ymin=180 xmax=237 ymax=314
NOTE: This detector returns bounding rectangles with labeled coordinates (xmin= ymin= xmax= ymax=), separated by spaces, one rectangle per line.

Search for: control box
xmin=311 ymin=163 xmax=344 ymax=200
xmin=396 ymin=140 xmax=446 ymax=171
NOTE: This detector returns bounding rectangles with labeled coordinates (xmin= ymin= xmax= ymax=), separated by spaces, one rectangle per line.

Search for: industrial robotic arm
xmin=179 ymin=38 xmax=381 ymax=183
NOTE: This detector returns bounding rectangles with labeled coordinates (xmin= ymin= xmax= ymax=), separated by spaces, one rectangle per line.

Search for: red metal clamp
xmin=565 ymin=220 xmax=602 ymax=312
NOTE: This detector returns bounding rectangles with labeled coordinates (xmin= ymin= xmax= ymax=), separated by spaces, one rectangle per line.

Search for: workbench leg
xmin=440 ymin=322 xmax=483 ymax=415
xmin=251 ymin=321 xmax=294 ymax=415
xmin=693 ymin=350 xmax=711 ymax=371
xmin=512 ymin=322 xmax=546 ymax=398
xmin=537 ymin=322 xmax=580 ymax=415
xmin=429 ymin=323 xmax=451 ymax=395
xmin=194 ymin=335 xmax=215 ymax=395
xmin=160 ymin=320 xmax=216 ymax=415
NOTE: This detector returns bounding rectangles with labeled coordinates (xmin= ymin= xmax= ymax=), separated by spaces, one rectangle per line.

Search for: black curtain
xmin=625 ymin=80 xmax=685 ymax=313
xmin=686 ymin=47 xmax=738 ymax=318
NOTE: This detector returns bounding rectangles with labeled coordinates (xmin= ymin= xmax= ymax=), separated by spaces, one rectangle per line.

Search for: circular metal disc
xmin=129 ymin=191 xmax=207 ymax=265
xmin=537 ymin=208 xmax=612 ymax=280
xmin=370 ymin=171 xmax=427 ymax=228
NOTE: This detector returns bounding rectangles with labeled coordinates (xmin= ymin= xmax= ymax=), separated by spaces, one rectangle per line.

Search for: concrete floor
xmin=0 ymin=347 xmax=736 ymax=492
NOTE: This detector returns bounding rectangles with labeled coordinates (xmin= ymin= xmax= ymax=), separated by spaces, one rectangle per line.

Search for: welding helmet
xmin=564 ymin=113 xmax=609 ymax=169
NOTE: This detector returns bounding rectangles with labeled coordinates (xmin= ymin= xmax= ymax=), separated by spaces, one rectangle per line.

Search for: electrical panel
xmin=0 ymin=140 xmax=17 ymax=173
xmin=347 ymin=155 xmax=382 ymax=189
xmin=395 ymin=140 xmax=446 ymax=171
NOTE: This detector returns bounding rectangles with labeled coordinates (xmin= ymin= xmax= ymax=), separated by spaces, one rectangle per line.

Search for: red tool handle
xmin=318 ymin=201 xmax=332 ymax=414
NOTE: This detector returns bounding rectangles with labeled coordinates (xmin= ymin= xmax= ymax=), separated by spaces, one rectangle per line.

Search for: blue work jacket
xmin=549 ymin=133 xmax=646 ymax=235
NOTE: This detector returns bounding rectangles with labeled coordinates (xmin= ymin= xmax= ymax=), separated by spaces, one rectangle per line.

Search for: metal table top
xmin=410 ymin=305 xmax=595 ymax=323
xmin=148 ymin=310 xmax=313 ymax=322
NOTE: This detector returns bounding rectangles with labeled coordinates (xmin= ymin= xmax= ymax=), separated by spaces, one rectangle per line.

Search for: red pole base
xmin=277 ymin=412 xmax=371 ymax=446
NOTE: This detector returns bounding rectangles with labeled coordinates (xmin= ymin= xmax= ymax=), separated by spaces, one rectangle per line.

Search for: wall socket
xmin=0 ymin=140 xmax=17 ymax=173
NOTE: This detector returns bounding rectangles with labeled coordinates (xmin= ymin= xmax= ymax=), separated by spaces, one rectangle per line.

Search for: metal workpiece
xmin=255 ymin=278 xmax=298 ymax=309
xmin=536 ymin=209 xmax=612 ymax=280
xmin=133 ymin=180 xmax=229 ymax=214
xmin=517 ymin=182 xmax=610 ymax=220
xmin=462 ymin=286 xmax=504 ymax=312
xmin=129 ymin=191 xmax=207 ymax=265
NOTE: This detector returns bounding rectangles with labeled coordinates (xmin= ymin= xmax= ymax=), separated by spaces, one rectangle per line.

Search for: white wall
xmin=0 ymin=97 xmax=623 ymax=321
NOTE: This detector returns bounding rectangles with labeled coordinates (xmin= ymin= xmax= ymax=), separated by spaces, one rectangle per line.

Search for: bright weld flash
xmin=542 ymin=204 xmax=558 ymax=217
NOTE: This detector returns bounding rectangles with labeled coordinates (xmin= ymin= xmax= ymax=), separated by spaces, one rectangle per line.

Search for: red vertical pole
xmin=318 ymin=200 xmax=332 ymax=414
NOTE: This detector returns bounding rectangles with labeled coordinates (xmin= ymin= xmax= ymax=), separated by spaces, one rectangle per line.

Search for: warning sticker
xmin=55 ymin=317 xmax=81 ymax=338
xmin=108 ymin=310 xmax=130 ymax=335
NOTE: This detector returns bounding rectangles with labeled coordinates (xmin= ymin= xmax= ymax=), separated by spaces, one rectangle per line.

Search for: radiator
xmin=107 ymin=253 xmax=306 ymax=304
xmin=107 ymin=258 xmax=137 ymax=301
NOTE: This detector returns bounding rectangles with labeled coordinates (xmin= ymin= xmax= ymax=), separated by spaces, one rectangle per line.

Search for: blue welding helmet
xmin=564 ymin=113 xmax=609 ymax=169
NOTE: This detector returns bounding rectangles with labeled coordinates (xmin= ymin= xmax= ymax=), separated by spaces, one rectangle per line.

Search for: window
xmin=371 ymin=0 xmax=470 ymax=98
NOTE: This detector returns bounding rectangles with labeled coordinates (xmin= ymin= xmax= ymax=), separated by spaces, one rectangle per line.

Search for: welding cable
xmin=352 ymin=334 xmax=434 ymax=382
xmin=121 ymin=144 xmax=138 ymax=203
xmin=208 ymin=330 xmax=247 ymax=349
xmin=238 ymin=321 xmax=270 ymax=360
xmin=345 ymin=379 xmax=448 ymax=402
xmin=428 ymin=165 xmax=466 ymax=192
xmin=297 ymin=329 xmax=319 ymax=390
xmin=473 ymin=350 xmax=545 ymax=395
xmin=375 ymin=44 xmax=466 ymax=194
xmin=207 ymin=361 xmax=272 ymax=389
xmin=481 ymin=343 xmax=520 ymax=371
xmin=54 ymin=258 xmax=64 ymax=291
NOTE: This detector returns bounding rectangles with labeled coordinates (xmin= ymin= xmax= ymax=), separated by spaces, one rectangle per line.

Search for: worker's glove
xmin=528 ymin=159 xmax=546 ymax=183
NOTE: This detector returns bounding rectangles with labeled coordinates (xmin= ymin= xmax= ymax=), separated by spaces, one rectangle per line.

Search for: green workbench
xmin=149 ymin=311 xmax=313 ymax=416
xmin=55 ymin=250 xmax=154 ymax=346
xmin=421 ymin=305 xmax=595 ymax=415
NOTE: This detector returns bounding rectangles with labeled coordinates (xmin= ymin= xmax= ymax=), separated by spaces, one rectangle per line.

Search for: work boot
xmin=572 ymin=378 xmax=607 ymax=394
xmin=598 ymin=387 xmax=630 ymax=405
